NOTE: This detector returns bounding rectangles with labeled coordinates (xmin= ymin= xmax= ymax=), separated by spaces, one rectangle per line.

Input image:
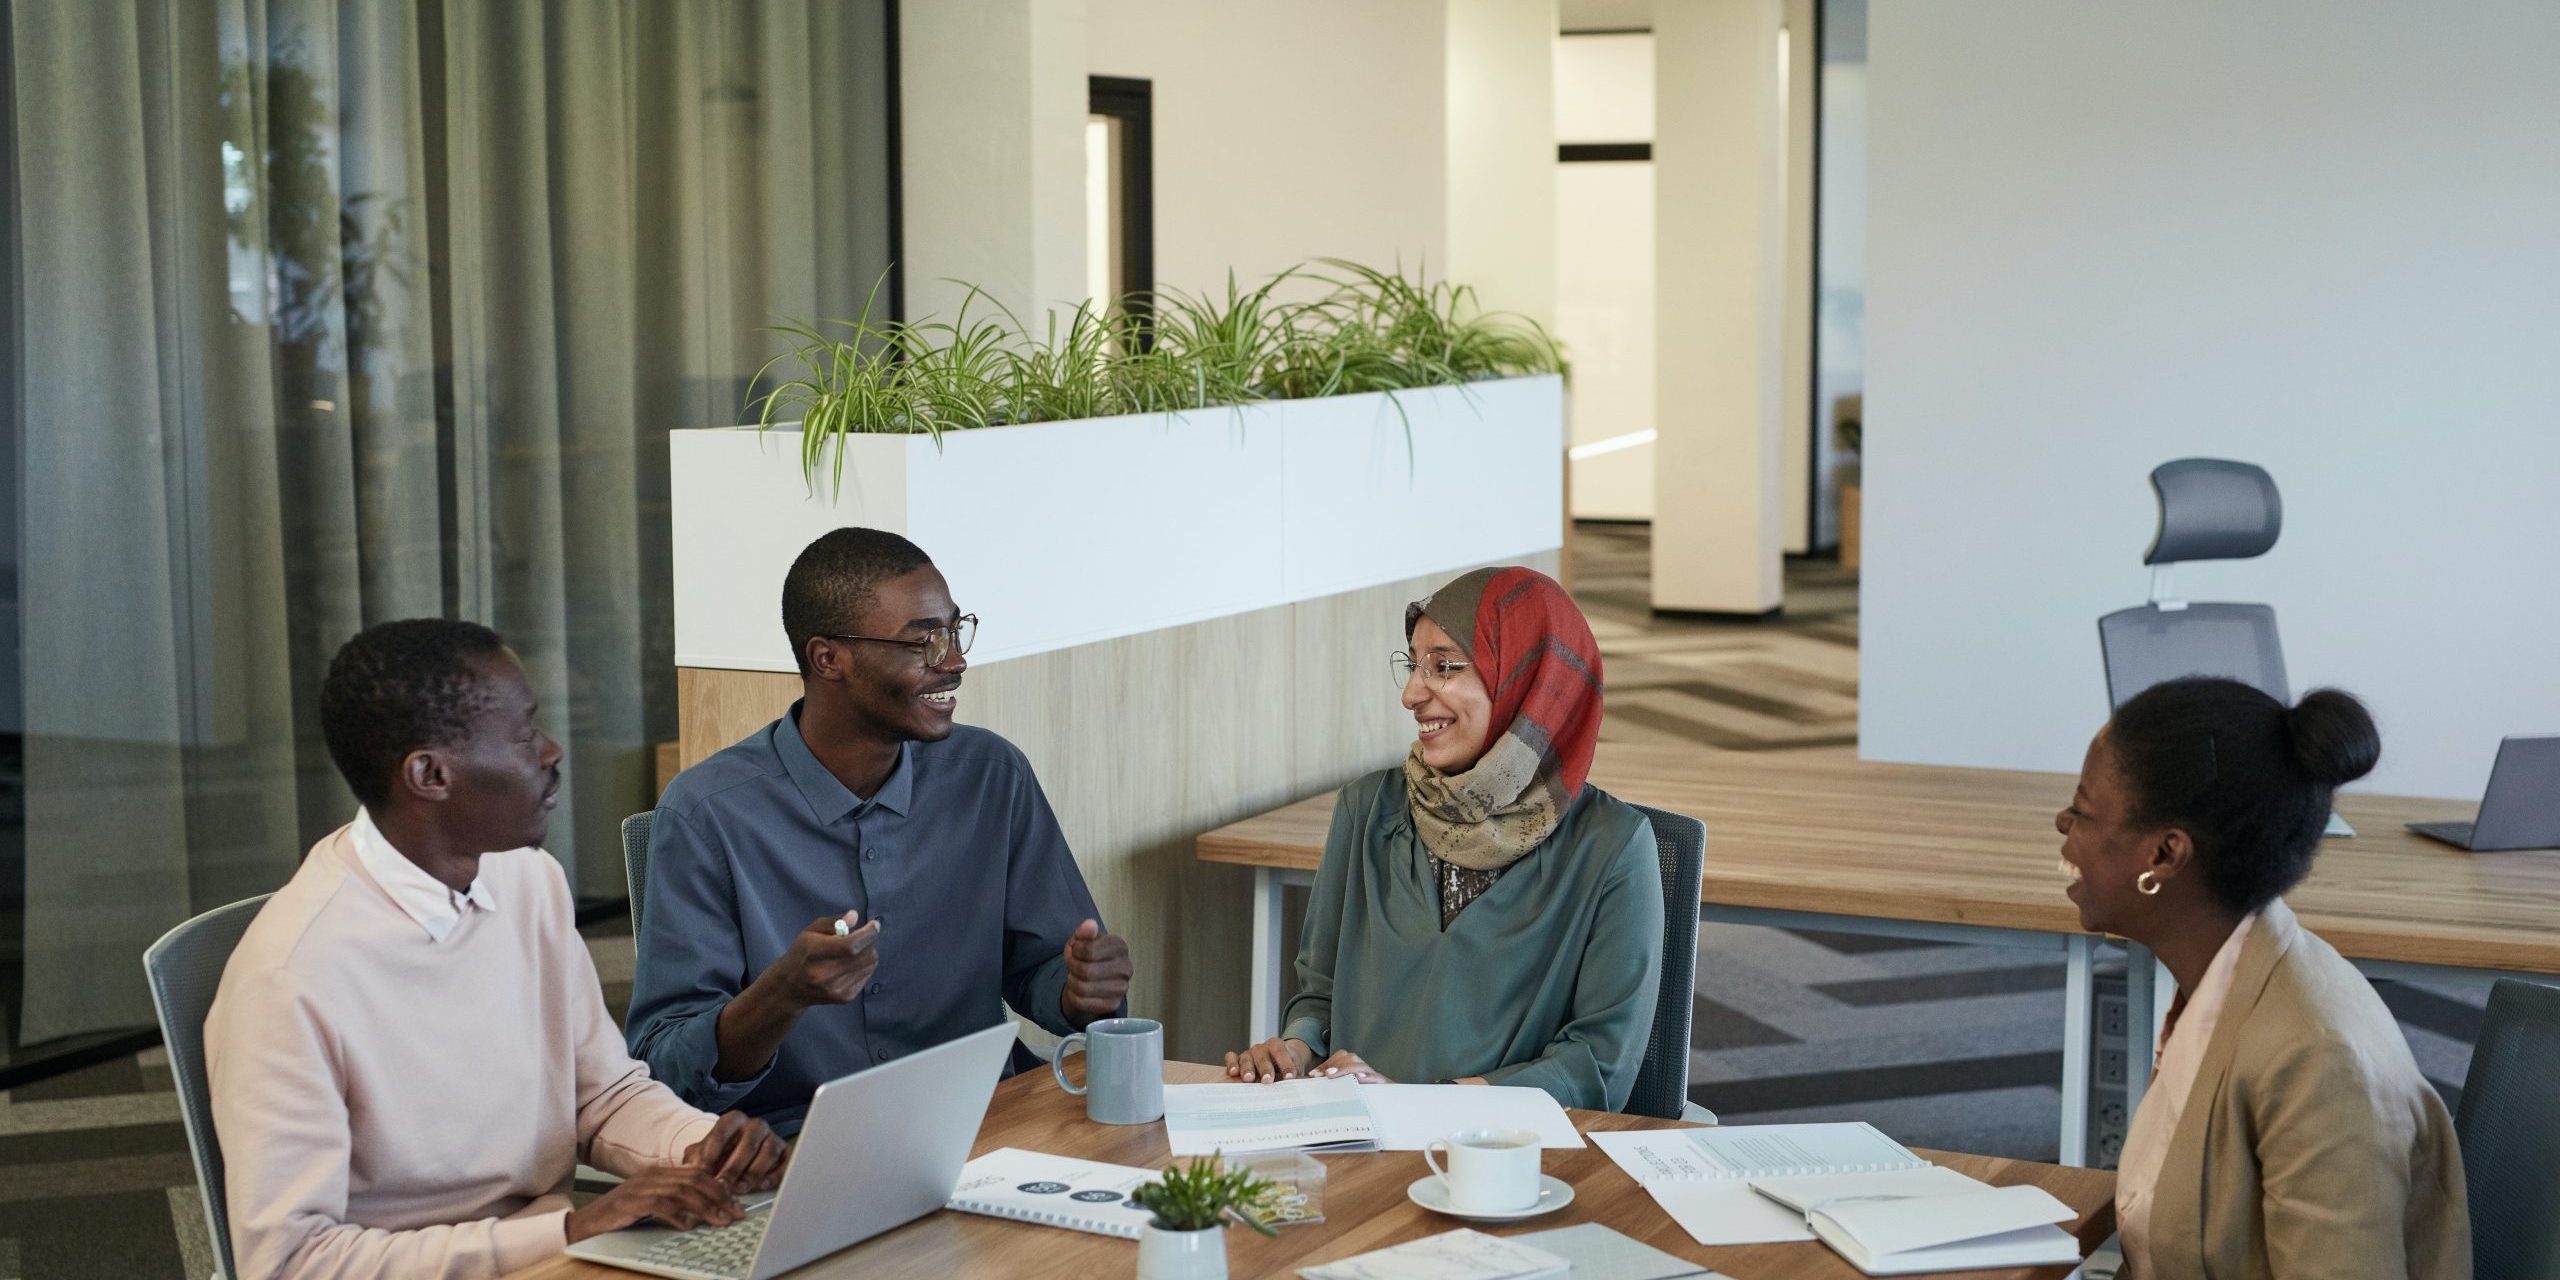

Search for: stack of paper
xmin=1161 ymin=1079 xmax=1585 ymax=1156
xmin=1298 ymin=1227 xmax=1568 ymax=1280
xmin=1591 ymin=1122 xmax=1975 ymax=1246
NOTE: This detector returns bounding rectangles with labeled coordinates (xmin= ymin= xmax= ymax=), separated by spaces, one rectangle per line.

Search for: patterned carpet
xmin=0 ymin=523 xmax=2486 ymax=1276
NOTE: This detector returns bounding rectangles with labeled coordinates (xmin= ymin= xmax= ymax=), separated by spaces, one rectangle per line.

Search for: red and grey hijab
xmin=1399 ymin=566 xmax=1605 ymax=870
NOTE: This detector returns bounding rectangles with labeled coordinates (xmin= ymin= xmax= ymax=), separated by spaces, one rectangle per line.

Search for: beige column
xmin=1445 ymin=0 xmax=1559 ymax=331
xmin=1651 ymin=0 xmax=1787 ymax=615
xmin=899 ymin=0 xmax=1088 ymax=324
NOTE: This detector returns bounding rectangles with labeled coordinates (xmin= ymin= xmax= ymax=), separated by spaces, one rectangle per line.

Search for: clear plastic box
xmin=1237 ymin=1150 xmax=1327 ymax=1226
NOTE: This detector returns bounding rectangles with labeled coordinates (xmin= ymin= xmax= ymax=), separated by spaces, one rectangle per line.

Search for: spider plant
xmin=748 ymin=271 xmax=910 ymax=495
xmin=748 ymin=259 xmax=1566 ymax=492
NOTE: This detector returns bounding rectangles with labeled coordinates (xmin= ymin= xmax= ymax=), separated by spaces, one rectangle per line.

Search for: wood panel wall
xmin=671 ymin=550 xmax=1559 ymax=1063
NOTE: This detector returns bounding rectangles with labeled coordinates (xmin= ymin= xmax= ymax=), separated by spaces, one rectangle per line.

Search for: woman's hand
xmin=1223 ymin=1037 xmax=1317 ymax=1083
xmin=1311 ymin=1049 xmax=1390 ymax=1084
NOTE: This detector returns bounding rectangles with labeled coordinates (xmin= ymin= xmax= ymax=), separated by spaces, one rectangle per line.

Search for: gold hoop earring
xmin=2136 ymin=870 xmax=2162 ymax=896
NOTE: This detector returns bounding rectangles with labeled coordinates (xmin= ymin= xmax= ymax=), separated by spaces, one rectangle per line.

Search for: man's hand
xmin=714 ymin=911 xmax=880 ymax=1081
xmin=758 ymin=912 xmax=882 ymax=1011
xmin=563 ymin=1165 xmax=743 ymax=1243
xmin=681 ymin=1111 xmax=790 ymax=1194
xmin=1223 ymin=1037 xmax=1316 ymax=1084
xmin=1059 ymin=918 xmax=1131 ymax=1028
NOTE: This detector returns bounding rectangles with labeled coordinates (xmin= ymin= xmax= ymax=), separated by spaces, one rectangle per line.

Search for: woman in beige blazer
xmin=2054 ymin=677 xmax=2467 ymax=1280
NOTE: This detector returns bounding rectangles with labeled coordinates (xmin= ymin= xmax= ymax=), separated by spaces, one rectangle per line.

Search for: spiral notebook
xmin=1592 ymin=1122 xmax=1990 ymax=1247
xmin=944 ymin=1148 xmax=1162 ymax=1239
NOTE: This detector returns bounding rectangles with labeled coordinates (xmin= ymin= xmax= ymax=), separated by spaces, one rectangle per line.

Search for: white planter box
xmin=671 ymin=374 xmax=1564 ymax=671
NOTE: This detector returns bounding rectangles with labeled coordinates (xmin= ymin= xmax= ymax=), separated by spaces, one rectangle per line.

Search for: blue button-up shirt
xmin=627 ymin=704 xmax=1106 ymax=1130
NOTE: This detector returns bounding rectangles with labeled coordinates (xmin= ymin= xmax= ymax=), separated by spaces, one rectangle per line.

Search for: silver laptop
xmin=566 ymin=1022 xmax=1016 ymax=1280
xmin=2407 ymin=734 xmax=2560 ymax=852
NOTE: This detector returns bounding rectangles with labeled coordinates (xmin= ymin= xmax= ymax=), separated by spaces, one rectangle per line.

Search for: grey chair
xmin=2456 ymin=978 xmax=2560 ymax=1280
xmin=1625 ymin=802 xmax=1713 ymax=1122
xmin=621 ymin=810 xmax=655 ymax=948
xmin=144 ymin=894 xmax=274 ymax=1280
xmin=2098 ymin=458 xmax=2291 ymax=707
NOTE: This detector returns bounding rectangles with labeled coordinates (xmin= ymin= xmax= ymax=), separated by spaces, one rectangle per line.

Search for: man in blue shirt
xmin=628 ymin=528 xmax=1133 ymax=1130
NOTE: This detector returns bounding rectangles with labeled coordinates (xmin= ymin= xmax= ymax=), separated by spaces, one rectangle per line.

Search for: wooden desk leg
xmin=1251 ymin=868 xmax=1285 ymax=1042
xmin=2060 ymin=934 xmax=2094 ymax=1167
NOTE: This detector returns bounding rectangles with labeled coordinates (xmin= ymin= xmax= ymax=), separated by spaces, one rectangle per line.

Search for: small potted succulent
xmin=1129 ymin=1152 xmax=1281 ymax=1280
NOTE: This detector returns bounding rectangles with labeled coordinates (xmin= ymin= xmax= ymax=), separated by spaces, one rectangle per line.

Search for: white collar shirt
xmin=349 ymin=807 xmax=497 ymax=942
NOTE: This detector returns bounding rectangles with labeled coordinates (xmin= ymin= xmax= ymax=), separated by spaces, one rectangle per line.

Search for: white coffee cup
xmin=1423 ymin=1126 xmax=1542 ymax=1213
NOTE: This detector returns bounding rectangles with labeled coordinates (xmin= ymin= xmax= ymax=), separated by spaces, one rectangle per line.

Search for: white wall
xmin=1862 ymin=0 xmax=2560 ymax=799
xmin=1556 ymin=32 xmax=1656 ymax=520
xmin=1086 ymin=0 xmax=1447 ymax=295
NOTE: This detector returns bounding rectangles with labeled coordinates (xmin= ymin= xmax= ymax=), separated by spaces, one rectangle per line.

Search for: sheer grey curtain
xmin=5 ymin=0 xmax=892 ymax=1044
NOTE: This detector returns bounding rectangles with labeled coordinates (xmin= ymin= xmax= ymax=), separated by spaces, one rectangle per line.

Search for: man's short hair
xmin=319 ymin=618 xmax=510 ymax=809
xmin=780 ymin=528 xmax=934 ymax=676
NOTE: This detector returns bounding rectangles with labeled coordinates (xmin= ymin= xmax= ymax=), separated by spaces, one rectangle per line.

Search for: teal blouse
xmin=1278 ymin=768 xmax=1665 ymax=1111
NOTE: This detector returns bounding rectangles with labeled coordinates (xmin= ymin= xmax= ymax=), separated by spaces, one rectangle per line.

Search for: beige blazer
xmin=2144 ymin=899 xmax=2470 ymax=1280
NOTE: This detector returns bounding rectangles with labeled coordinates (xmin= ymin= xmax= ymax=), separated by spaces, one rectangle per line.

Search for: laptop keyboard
xmin=631 ymin=1210 xmax=770 ymax=1280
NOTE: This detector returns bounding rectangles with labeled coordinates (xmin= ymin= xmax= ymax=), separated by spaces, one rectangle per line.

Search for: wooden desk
xmin=1197 ymin=740 xmax=2557 ymax=1163
xmin=507 ymin=1061 xmax=2115 ymax=1280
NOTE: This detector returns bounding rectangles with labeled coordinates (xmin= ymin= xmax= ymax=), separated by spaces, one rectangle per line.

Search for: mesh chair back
xmin=1624 ymin=802 xmax=1704 ymax=1119
xmin=2457 ymin=978 xmax=2560 ymax=1280
xmin=143 ymin=894 xmax=273 ymax=1280
xmin=2098 ymin=603 xmax=2291 ymax=708
xmin=621 ymin=811 xmax=655 ymax=944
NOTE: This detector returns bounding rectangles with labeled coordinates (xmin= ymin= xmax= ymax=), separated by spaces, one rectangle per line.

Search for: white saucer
xmin=1406 ymin=1174 xmax=1575 ymax=1222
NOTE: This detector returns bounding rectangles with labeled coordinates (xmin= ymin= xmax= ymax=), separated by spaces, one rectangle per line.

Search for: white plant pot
xmin=1136 ymin=1222 xmax=1228 ymax=1280
xmin=669 ymin=376 xmax=1565 ymax=672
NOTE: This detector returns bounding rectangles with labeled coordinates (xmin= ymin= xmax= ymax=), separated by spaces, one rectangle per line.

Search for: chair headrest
xmin=2144 ymin=458 xmax=2281 ymax=565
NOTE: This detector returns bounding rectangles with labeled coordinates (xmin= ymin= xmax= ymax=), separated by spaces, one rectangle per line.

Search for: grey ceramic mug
xmin=1051 ymin=1016 xmax=1166 ymax=1124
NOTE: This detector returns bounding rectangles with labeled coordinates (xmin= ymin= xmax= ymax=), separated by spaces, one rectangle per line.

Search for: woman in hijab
xmin=1220 ymin=566 xmax=1663 ymax=1111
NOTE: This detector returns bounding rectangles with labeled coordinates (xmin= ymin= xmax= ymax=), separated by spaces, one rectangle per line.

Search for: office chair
xmin=620 ymin=810 xmax=655 ymax=949
xmin=2097 ymin=458 xmax=2290 ymax=707
xmin=1625 ymin=802 xmax=1715 ymax=1123
xmin=2456 ymin=978 xmax=2560 ymax=1280
xmin=144 ymin=894 xmax=274 ymax=1280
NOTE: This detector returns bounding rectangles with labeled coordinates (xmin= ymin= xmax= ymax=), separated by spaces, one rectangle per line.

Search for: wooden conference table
xmin=1197 ymin=740 xmax=2560 ymax=1164
xmin=508 ymin=1060 xmax=2116 ymax=1280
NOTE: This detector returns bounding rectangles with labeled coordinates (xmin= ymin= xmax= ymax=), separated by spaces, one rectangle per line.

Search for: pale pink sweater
xmin=205 ymin=823 xmax=717 ymax=1280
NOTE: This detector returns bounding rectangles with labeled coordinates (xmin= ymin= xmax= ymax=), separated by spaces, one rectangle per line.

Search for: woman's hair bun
xmin=2285 ymin=687 xmax=2381 ymax=788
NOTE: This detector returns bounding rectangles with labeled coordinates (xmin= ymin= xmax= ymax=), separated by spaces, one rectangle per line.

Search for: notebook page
xmin=1747 ymin=1165 xmax=1991 ymax=1215
xmin=1811 ymin=1184 xmax=2076 ymax=1257
xmin=1640 ymin=1182 xmax=1816 ymax=1247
